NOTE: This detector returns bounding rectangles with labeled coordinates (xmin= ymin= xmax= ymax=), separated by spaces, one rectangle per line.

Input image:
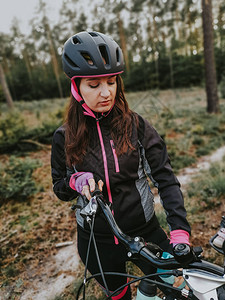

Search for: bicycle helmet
xmin=62 ymin=31 xmax=124 ymax=78
xmin=62 ymin=31 xmax=124 ymax=118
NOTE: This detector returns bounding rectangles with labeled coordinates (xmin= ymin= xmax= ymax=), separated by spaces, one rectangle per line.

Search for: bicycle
xmin=74 ymin=188 xmax=225 ymax=300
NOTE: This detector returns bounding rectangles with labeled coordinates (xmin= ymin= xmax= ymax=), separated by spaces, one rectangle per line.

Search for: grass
xmin=186 ymin=157 xmax=225 ymax=212
xmin=0 ymin=98 xmax=68 ymax=129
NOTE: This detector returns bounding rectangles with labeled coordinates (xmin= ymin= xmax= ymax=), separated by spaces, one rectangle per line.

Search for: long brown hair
xmin=65 ymin=75 xmax=137 ymax=167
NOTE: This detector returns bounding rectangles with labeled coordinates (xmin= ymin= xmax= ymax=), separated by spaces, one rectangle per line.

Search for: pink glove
xmin=69 ymin=172 xmax=94 ymax=193
xmin=170 ymin=229 xmax=190 ymax=246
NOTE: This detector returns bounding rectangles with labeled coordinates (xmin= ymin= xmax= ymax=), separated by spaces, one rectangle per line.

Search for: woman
xmin=51 ymin=31 xmax=191 ymax=299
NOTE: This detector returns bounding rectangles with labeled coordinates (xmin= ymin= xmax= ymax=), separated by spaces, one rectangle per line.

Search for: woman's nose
xmin=100 ymin=84 xmax=110 ymax=98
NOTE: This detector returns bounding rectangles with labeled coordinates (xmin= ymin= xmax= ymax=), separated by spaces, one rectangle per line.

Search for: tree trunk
xmin=0 ymin=63 xmax=14 ymax=109
xmin=46 ymin=24 xmax=64 ymax=99
xmin=3 ymin=58 xmax=17 ymax=101
xmin=202 ymin=0 xmax=219 ymax=113
xmin=22 ymin=49 xmax=33 ymax=86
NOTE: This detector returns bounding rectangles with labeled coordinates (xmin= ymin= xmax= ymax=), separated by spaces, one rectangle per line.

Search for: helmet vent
xmin=116 ymin=48 xmax=120 ymax=63
xmin=72 ymin=37 xmax=81 ymax=45
xmin=64 ymin=54 xmax=79 ymax=68
xmin=81 ymin=52 xmax=94 ymax=65
xmin=89 ymin=32 xmax=98 ymax=37
xmin=99 ymin=45 xmax=109 ymax=65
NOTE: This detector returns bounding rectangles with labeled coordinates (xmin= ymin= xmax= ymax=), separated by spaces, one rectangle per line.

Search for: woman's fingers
xmin=98 ymin=180 xmax=104 ymax=191
xmin=82 ymin=178 xmax=104 ymax=200
xmin=82 ymin=178 xmax=97 ymax=200
xmin=88 ymin=178 xmax=96 ymax=192
xmin=81 ymin=184 xmax=91 ymax=200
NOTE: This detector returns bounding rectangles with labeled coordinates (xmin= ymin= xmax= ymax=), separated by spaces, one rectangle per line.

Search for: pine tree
xmin=202 ymin=0 xmax=219 ymax=113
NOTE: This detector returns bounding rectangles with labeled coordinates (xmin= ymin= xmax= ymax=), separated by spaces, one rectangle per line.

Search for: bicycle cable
xmin=82 ymin=214 xmax=110 ymax=300
xmin=105 ymin=272 xmax=187 ymax=300
xmin=77 ymin=270 xmax=191 ymax=300
xmin=82 ymin=216 xmax=94 ymax=300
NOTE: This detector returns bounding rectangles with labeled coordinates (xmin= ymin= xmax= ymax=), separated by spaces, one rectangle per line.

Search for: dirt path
xmin=177 ymin=145 xmax=225 ymax=186
xmin=17 ymin=145 xmax=225 ymax=300
xmin=155 ymin=145 xmax=225 ymax=203
xmin=19 ymin=242 xmax=79 ymax=300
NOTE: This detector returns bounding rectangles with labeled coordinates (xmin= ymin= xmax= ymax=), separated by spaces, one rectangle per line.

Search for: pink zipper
xmin=110 ymin=140 xmax=120 ymax=173
xmin=96 ymin=121 xmax=113 ymax=205
xmin=96 ymin=121 xmax=118 ymax=245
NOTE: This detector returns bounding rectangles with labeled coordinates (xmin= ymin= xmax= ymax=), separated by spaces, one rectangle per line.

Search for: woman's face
xmin=79 ymin=75 xmax=117 ymax=113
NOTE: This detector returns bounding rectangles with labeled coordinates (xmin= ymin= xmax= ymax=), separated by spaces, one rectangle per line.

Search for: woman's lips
xmin=99 ymin=100 xmax=111 ymax=106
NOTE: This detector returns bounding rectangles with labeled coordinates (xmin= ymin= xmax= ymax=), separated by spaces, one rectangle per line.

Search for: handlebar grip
xmin=173 ymin=243 xmax=195 ymax=266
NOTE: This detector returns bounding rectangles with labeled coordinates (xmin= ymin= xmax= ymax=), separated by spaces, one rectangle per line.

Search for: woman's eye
xmin=89 ymin=84 xmax=99 ymax=88
xmin=108 ymin=81 xmax=116 ymax=85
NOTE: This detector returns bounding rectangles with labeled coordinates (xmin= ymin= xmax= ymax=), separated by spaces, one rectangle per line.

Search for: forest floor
xmin=0 ymin=145 xmax=225 ymax=300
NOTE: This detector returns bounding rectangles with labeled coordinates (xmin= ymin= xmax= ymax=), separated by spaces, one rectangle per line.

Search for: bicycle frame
xmin=78 ymin=194 xmax=225 ymax=300
xmin=182 ymin=269 xmax=225 ymax=300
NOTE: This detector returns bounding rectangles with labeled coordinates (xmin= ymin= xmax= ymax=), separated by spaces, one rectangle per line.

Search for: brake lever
xmin=80 ymin=184 xmax=104 ymax=222
xmin=80 ymin=196 xmax=98 ymax=220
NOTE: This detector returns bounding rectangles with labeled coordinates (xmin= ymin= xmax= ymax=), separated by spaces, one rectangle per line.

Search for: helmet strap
xmin=71 ymin=80 xmax=96 ymax=118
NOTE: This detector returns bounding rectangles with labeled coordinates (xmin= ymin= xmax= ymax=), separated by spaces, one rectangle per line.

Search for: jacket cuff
xmin=69 ymin=172 xmax=85 ymax=191
xmin=170 ymin=229 xmax=190 ymax=245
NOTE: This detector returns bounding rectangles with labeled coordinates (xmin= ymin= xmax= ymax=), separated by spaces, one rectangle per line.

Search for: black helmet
xmin=62 ymin=31 xmax=124 ymax=78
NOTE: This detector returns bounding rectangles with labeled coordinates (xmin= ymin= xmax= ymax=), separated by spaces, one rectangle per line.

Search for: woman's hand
xmin=79 ymin=175 xmax=104 ymax=200
xmin=69 ymin=172 xmax=104 ymax=200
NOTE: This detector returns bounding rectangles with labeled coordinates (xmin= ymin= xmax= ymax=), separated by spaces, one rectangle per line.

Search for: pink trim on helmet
xmin=71 ymin=71 xmax=123 ymax=81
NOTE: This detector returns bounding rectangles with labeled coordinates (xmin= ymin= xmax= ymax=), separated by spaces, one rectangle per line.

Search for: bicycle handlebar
xmin=94 ymin=195 xmax=224 ymax=277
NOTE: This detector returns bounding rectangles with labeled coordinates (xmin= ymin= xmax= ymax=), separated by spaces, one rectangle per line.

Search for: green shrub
xmin=22 ymin=118 xmax=62 ymax=145
xmin=0 ymin=111 xmax=27 ymax=152
xmin=0 ymin=156 xmax=42 ymax=205
xmin=191 ymin=124 xmax=204 ymax=135
xmin=195 ymin=146 xmax=211 ymax=157
xmin=203 ymin=118 xmax=220 ymax=135
xmin=195 ymin=136 xmax=223 ymax=157
xmin=169 ymin=152 xmax=196 ymax=173
xmin=192 ymin=136 xmax=204 ymax=146
xmin=187 ymin=161 xmax=225 ymax=210
xmin=210 ymin=176 xmax=225 ymax=197
xmin=0 ymin=109 xmax=63 ymax=153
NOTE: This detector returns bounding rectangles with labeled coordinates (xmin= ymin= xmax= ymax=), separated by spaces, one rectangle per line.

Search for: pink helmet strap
xmin=71 ymin=80 xmax=96 ymax=118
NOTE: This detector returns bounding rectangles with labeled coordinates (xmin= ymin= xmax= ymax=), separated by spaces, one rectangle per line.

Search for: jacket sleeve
xmin=51 ymin=126 xmax=78 ymax=201
xmin=138 ymin=115 xmax=191 ymax=234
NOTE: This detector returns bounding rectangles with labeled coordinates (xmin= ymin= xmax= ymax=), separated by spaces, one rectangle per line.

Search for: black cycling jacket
xmin=51 ymin=110 xmax=191 ymax=237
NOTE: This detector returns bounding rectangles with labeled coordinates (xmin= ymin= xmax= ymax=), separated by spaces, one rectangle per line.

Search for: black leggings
xmin=77 ymin=224 xmax=171 ymax=300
